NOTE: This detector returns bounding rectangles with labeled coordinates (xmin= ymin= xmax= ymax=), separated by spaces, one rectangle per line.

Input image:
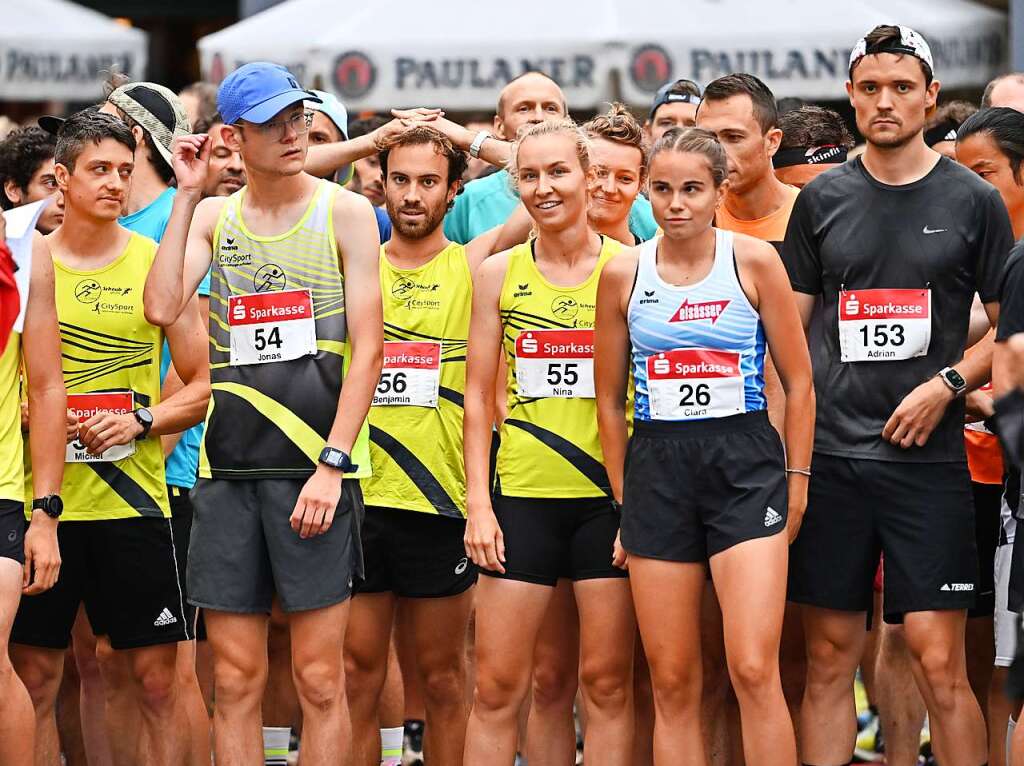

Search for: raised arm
xmin=143 ymin=135 xmax=217 ymax=326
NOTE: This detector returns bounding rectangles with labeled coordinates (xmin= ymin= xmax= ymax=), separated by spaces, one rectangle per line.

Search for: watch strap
xmin=469 ymin=130 xmax=491 ymax=159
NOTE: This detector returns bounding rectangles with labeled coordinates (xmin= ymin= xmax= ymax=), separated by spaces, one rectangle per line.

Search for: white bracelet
xmin=786 ymin=467 xmax=811 ymax=477
xmin=469 ymin=130 xmax=491 ymax=159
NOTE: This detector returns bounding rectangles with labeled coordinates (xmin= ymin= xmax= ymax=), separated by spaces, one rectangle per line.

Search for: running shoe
xmin=853 ymin=713 xmax=885 ymax=763
xmin=403 ymin=719 xmax=425 ymax=766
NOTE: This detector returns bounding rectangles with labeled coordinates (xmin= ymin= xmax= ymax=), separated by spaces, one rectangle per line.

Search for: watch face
xmin=947 ymin=370 xmax=966 ymax=388
xmin=50 ymin=496 xmax=63 ymax=515
xmin=137 ymin=408 xmax=154 ymax=425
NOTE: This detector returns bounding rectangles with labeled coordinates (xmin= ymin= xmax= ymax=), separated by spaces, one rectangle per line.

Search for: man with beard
xmin=783 ymin=25 xmax=1012 ymax=766
xmin=343 ymin=126 xmax=495 ymax=766
xmin=192 ymin=113 xmax=245 ymax=199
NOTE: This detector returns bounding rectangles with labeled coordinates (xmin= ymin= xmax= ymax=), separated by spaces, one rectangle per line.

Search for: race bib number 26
xmin=515 ymin=329 xmax=594 ymax=399
xmin=229 ymin=289 xmax=317 ymax=367
xmin=838 ymin=288 xmax=931 ymax=362
xmin=647 ymin=348 xmax=744 ymax=420
xmin=66 ymin=392 xmax=136 ymax=463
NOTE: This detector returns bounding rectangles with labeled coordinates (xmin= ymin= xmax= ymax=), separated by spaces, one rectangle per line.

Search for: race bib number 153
xmin=838 ymin=288 xmax=931 ymax=362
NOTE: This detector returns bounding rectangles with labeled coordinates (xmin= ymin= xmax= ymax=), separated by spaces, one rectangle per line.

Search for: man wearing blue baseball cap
xmin=143 ymin=61 xmax=384 ymax=766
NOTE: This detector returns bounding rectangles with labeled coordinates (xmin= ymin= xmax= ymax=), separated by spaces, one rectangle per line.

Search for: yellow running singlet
xmin=496 ymin=236 xmax=621 ymax=498
xmin=0 ymin=332 xmax=24 ymax=502
xmin=362 ymin=243 xmax=472 ymax=516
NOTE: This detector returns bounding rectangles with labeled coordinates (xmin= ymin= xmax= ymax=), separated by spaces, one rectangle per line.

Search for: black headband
xmin=924 ymin=120 xmax=961 ymax=147
xmin=773 ymin=145 xmax=848 ymax=169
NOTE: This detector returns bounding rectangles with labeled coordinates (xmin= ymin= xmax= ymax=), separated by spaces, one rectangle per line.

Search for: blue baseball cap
xmin=218 ymin=62 xmax=321 ymax=126
xmin=308 ymin=90 xmax=349 ymax=140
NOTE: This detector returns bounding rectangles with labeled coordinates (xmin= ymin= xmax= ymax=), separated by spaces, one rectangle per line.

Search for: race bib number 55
xmin=515 ymin=329 xmax=594 ymax=399
xmin=66 ymin=392 xmax=136 ymax=463
xmin=229 ymin=289 xmax=317 ymax=366
xmin=838 ymin=288 xmax=931 ymax=362
xmin=374 ymin=342 xmax=442 ymax=407
xmin=647 ymin=349 xmax=744 ymax=420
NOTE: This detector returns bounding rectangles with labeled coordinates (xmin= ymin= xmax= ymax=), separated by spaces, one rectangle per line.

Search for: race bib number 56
xmin=374 ymin=342 xmax=442 ymax=407
xmin=838 ymin=288 xmax=931 ymax=362
xmin=229 ymin=289 xmax=317 ymax=366
xmin=647 ymin=349 xmax=744 ymax=420
xmin=66 ymin=392 xmax=136 ymax=463
xmin=515 ymin=329 xmax=594 ymax=399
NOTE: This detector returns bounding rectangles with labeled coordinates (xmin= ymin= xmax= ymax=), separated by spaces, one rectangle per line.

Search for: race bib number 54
xmin=647 ymin=349 xmax=744 ymax=420
xmin=66 ymin=392 xmax=136 ymax=463
xmin=838 ymin=288 xmax=931 ymax=362
xmin=515 ymin=329 xmax=594 ymax=399
xmin=229 ymin=289 xmax=317 ymax=366
xmin=374 ymin=342 xmax=442 ymax=407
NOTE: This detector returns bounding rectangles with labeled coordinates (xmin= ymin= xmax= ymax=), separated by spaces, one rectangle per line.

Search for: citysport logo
xmin=333 ymin=51 xmax=376 ymax=100
xmin=630 ymin=44 xmax=673 ymax=93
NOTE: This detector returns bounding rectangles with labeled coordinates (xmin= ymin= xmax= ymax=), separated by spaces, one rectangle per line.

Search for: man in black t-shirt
xmin=782 ymin=25 xmax=1013 ymax=766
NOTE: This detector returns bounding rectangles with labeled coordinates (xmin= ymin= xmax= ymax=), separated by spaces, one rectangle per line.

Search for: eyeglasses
xmin=244 ymin=111 xmax=314 ymax=141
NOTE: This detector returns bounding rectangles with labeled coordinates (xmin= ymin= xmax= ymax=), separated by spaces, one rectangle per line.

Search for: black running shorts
xmin=481 ymin=495 xmax=626 ymax=586
xmin=358 ymin=506 xmax=476 ymax=598
xmin=621 ymin=410 xmax=787 ymax=563
xmin=788 ymin=454 xmax=978 ymax=623
xmin=12 ymin=517 xmax=194 ymax=650
xmin=0 ymin=499 xmax=25 ymax=565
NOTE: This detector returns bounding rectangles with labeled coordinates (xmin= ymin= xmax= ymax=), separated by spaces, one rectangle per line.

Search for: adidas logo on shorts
xmin=764 ymin=507 xmax=782 ymax=527
xmin=153 ymin=608 xmax=178 ymax=627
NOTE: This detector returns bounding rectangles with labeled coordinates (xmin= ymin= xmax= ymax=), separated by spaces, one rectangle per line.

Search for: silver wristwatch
xmin=469 ymin=130 xmax=491 ymax=159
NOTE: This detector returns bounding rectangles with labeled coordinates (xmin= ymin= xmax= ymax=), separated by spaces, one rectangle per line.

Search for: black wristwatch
xmin=936 ymin=367 xmax=967 ymax=397
xmin=32 ymin=494 xmax=63 ymax=519
xmin=133 ymin=408 xmax=154 ymax=439
xmin=318 ymin=446 xmax=358 ymax=473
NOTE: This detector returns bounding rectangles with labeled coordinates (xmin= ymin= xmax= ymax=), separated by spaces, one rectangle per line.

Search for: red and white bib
xmin=373 ymin=341 xmax=442 ymax=407
xmin=515 ymin=329 xmax=595 ymax=399
xmin=838 ymin=288 xmax=931 ymax=362
xmin=66 ymin=392 xmax=136 ymax=463
xmin=228 ymin=289 xmax=317 ymax=366
xmin=647 ymin=348 xmax=744 ymax=420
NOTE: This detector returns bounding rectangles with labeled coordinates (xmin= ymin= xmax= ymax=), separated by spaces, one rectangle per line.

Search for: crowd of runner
xmin=2 ymin=20 xmax=1024 ymax=766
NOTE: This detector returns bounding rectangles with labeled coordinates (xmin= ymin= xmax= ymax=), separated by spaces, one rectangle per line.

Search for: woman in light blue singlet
xmin=594 ymin=128 xmax=814 ymax=765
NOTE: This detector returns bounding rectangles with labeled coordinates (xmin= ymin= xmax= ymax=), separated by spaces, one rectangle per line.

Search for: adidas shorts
xmin=620 ymin=410 xmax=787 ymax=563
xmin=357 ymin=506 xmax=476 ymax=598
xmin=12 ymin=517 xmax=193 ymax=650
xmin=788 ymin=454 xmax=978 ymax=623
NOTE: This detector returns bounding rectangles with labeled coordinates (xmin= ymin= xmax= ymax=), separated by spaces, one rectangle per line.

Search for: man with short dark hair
xmin=0 ymin=127 xmax=63 ymax=233
xmin=644 ymin=78 xmax=702 ymax=143
xmin=10 ymin=108 xmax=209 ymax=766
xmin=774 ymin=106 xmax=855 ymax=188
xmin=784 ymin=25 xmax=1011 ymax=766
xmin=193 ymin=113 xmax=245 ymax=199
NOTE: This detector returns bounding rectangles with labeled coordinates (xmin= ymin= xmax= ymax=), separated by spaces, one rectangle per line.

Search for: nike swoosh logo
xmin=922 ymin=226 xmax=948 ymax=234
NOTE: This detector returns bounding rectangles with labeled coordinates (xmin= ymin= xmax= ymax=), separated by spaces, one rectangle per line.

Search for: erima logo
xmin=513 ymin=283 xmax=532 ymax=298
xmin=638 ymin=289 xmax=659 ymax=305
xmin=764 ymin=507 xmax=782 ymax=527
xmin=922 ymin=226 xmax=948 ymax=235
xmin=940 ymin=583 xmax=974 ymax=592
xmin=669 ymin=298 xmax=730 ymax=324
xmin=455 ymin=557 xmax=469 ymax=575
xmin=153 ymin=608 xmax=178 ymax=627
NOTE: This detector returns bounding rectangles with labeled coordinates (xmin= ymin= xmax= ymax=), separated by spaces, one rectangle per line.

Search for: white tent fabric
xmin=0 ymin=0 xmax=148 ymax=102
xmin=199 ymin=0 xmax=1006 ymax=110
xmin=613 ymin=0 xmax=1007 ymax=103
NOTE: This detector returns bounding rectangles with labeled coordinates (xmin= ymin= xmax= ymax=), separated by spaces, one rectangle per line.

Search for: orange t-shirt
xmin=963 ymin=339 xmax=1003 ymax=485
xmin=715 ymin=184 xmax=800 ymax=246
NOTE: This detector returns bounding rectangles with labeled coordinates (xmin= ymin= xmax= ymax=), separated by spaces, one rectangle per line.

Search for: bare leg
xmin=93 ymin=639 xmax=140 ymax=766
xmin=11 ymin=644 xmax=65 ymax=766
xmin=967 ymin=614 xmax=995 ymax=723
xmin=903 ymin=610 xmax=987 ymax=766
xmin=205 ymin=610 xmax=268 ymax=765
xmin=990 ymin=666 xmax=1015 ymax=766
xmin=799 ymin=606 xmax=866 ymax=764
xmin=711 ymin=535 xmax=795 ymax=766
xmin=402 ymin=587 xmax=475 ymax=765
xmin=630 ymin=557 xmax=706 ymax=766
xmin=57 ymin=645 xmax=86 ymax=766
xmin=263 ymin=601 xmax=300 ymax=732
xmin=289 ymin=600 xmax=351 ymax=766
xmin=574 ymin=577 xmax=636 ymax=765
xmin=464 ymin=577 xmax=556 ymax=765
xmin=700 ymin=581 xmax=735 ymax=766
xmin=527 ymin=579 xmax=579 ymax=766
xmin=1012 ymin=701 xmax=1024 ymax=765
xmin=176 ymin=639 xmax=212 ymax=766
xmin=395 ymin=606 xmax=426 ymax=724
xmin=97 ymin=639 xmax=188 ymax=766
xmin=632 ymin=639 xmax=655 ymax=766
xmin=0 ymin=561 xmax=36 ymax=766
xmin=779 ymin=602 xmax=806 ymax=754
xmin=70 ymin=611 xmax=113 ymax=766
xmin=875 ymin=622 xmax=926 ymax=766
xmin=343 ymin=591 xmax=396 ymax=766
